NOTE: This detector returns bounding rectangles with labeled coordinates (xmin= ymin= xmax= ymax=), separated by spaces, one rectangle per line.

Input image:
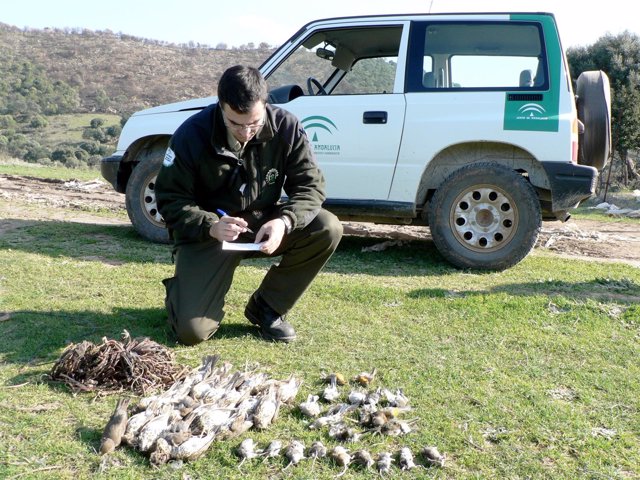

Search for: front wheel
xmin=428 ymin=163 xmax=541 ymax=270
xmin=125 ymin=146 xmax=170 ymax=244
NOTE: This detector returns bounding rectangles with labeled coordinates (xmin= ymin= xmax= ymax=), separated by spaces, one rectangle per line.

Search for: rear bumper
xmin=101 ymin=155 xmax=123 ymax=192
xmin=542 ymin=161 xmax=598 ymax=212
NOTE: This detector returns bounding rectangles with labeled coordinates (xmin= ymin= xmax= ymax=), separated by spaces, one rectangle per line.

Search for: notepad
xmin=222 ymin=241 xmax=265 ymax=251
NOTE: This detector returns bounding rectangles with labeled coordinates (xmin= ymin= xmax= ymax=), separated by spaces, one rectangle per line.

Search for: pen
xmin=216 ymin=209 xmax=254 ymax=234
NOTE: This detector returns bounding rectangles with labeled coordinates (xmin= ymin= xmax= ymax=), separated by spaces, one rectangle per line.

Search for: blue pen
xmin=216 ymin=209 xmax=254 ymax=234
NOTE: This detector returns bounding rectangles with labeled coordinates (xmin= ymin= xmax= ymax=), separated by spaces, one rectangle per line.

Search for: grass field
xmin=0 ymin=157 xmax=101 ymax=180
xmin=0 ymin=165 xmax=639 ymax=479
xmin=38 ymin=114 xmax=121 ymax=147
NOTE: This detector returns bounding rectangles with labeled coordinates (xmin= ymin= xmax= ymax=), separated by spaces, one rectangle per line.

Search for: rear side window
xmin=406 ymin=21 xmax=548 ymax=91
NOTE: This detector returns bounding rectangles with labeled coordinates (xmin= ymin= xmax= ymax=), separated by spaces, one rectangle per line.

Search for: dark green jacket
xmin=155 ymin=103 xmax=326 ymax=245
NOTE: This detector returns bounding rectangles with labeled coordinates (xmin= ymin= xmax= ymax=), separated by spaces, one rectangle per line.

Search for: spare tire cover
xmin=576 ymin=70 xmax=612 ymax=171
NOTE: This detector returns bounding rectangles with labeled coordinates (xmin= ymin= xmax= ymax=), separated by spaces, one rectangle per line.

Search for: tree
xmin=568 ymin=31 xmax=640 ymax=185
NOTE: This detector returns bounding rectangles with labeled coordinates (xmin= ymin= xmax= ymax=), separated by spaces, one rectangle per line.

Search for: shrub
xmin=79 ymin=140 xmax=101 ymax=155
xmin=90 ymin=118 xmax=105 ymax=128
xmin=105 ymin=124 xmax=122 ymax=138
xmin=0 ymin=115 xmax=17 ymax=129
xmin=83 ymin=128 xmax=107 ymax=143
xmin=29 ymin=115 xmax=49 ymax=129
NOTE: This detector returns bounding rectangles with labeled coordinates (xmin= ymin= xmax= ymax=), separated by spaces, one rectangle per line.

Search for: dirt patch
xmin=2 ymin=173 xmax=640 ymax=267
xmin=0 ymin=173 xmax=128 ymax=232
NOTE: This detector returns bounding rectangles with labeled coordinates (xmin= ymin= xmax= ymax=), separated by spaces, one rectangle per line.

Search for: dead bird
xmin=347 ymin=389 xmax=366 ymax=406
xmin=272 ymin=375 xmax=303 ymax=404
xmin=328 ymin=422 xmax=361 ymax=442
xmin=370 ymin=409 xmax=389 ymax=428
xmin=322 ymin=374 xmax=340 ymax=402
xmin=137 ymin=410 xmax=180 ymax=452
xmin=122 ymin=405 xmax=162 ymax=445
xmin=380 ymin=387 xmax=409 ymax=408
xmin=330 ymin=445 xmax=351 ymax=477
xmin=308 ymin=440 xmax=327 ymax=461
xmin=324 ymin=372 xmax=347 ymax=386
xmin=391 ymin=388 xmax=410 ymax=408
xmin=376 ymin=451 xmax=394 ymax=475
xmin=379 ymin=405 xmax=412 ymax=419
xmin=299 ymin=394 xmax=322 ymax=417
xmin=149 ymin=437 xmax=172 ymax=466
xmin=364 ymin=388 xmax=381 ymax=406
xmin=381 ymin=418 xmax=417 ymax=437
xmin=260 ymin=439 xmax=282 ymax=461
xmin=252 ymin=386 xmax=280 ymax=429
xmin=422 ymin=445 xmax=446 ymax=467
xmin=168 ymin=430 xmax=217 ymax=461
xmin=162 ymin=430 xmax=192 ymax=447
xmin=352 ymin=449 xmax=374 ymax=470
xmin=135 ymin=394 xmax=159 ymax=411
xmin=237 ymin=438 xmax=259 ymax=467
xmin=99 ymin=397 xmax=130 ymax=455
xmin=398 ymin=447 xmax=417 ymax=470
xmin=308 ymin=403 xmax=354 ymax=430
xmin=217 ymin=410 xmax=253 ymax=440
xmin=284 ymin=440 xmax=306 ymax=468
xmin=235 ymin=395 xmax=260 ymax=416
xmin=176 ymin=395 xmax=198 ymax=417
xmin=192 ymin=405 xmax=236 ymax=433
xmin=354 ymin=368 xmax=377 ymax=386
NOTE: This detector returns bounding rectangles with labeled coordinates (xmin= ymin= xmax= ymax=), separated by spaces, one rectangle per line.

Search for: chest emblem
xmin=265 ymin=168 xmax=279 ymax=185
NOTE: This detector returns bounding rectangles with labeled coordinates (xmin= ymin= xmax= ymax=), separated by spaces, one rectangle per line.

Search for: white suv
xmin=101 ymin=12 xmax=610 ymax=270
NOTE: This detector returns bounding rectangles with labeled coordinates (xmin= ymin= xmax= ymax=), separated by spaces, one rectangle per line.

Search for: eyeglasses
xmin=221 ymin=109 xmax=265 ymax=132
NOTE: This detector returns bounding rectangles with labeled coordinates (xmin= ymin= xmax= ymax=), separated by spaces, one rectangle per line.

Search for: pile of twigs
xmin=50 ymin=330 xmax=188 ymax=395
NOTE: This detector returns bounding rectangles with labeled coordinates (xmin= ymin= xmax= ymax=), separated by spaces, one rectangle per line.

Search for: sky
xmin=1 ymin=0 xmax=635 ymax=50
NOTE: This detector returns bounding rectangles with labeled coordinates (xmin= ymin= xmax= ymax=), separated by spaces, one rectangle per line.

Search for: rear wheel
xmin=428 ymin=163 xmax=541 ymax=270
xmin=125 ymin=146 xmax=169 ymax=243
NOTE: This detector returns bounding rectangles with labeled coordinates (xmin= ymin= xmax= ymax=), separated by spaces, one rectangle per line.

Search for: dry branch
xmin=49 ymin=330 xmax=187 ymax=395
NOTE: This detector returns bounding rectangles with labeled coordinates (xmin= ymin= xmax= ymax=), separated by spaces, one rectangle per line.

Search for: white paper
xmin=222 ymin=241 xmax=265 ymax=251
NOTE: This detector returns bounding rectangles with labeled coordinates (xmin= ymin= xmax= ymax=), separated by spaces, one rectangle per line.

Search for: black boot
xmin=244 ymin=293 xmax=296 ymax=342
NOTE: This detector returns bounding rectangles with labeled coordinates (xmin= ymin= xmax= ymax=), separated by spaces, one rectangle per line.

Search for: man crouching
xmin=155 ymin=65 xmax=342 ymax=345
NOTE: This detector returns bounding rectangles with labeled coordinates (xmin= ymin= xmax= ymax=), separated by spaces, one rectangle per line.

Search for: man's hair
xmin=217 ymin=65 xmax=268 ymax=113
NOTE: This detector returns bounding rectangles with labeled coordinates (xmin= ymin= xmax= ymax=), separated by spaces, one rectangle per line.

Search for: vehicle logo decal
xmin=301 ymin=116 xmax=341 ymax=156
xmin=518 ymin=103 xmax=547 ymax=117
xmin=504 ymin=14 xmax=561 ymax=133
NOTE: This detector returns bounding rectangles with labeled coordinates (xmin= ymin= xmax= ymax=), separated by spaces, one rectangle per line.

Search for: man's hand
xmin=256 ymin=218 xmax=286 ymax=254
xmin=209 ymin=215 xmax=250 ymax=242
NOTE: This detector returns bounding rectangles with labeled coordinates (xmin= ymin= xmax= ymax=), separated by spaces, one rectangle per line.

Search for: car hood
xmin=132 ymin=96 xmax=218 ymax=116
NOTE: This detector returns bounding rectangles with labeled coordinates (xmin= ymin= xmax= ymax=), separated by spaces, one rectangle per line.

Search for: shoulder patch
xmin=163 ymin=148 xmax=176 ymax=167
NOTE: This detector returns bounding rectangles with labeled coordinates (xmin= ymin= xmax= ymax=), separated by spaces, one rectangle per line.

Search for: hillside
xmin=0 ymin=23 xmax=273 ymax=115
xmin=0 ymin=23 xmax=274 ymax=166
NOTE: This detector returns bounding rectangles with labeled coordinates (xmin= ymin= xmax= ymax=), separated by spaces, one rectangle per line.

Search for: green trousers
xmin=163 ymin=209 xmax=343 ymax=345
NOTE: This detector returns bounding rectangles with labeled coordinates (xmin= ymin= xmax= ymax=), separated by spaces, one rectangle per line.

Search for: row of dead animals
xmin=100 ymin=355 xmax=304 ymax=461
xmin=98 ymin=355 xmax=446 ymax=472
xmin=235 ymin=437 xmax=445 ymax=475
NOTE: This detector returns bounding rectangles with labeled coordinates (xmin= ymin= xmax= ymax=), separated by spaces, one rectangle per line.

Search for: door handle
xmin=363 ymin=111 xmax=388 ymax=124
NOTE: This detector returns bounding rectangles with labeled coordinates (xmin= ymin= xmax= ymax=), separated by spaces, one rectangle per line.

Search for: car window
xmin=408 ymin=21 xmax=547 ymax=91
xmin=266 ymin=26 xmax=402 ymax=96
xmin=332 ymin=57 xmax=398 ymax=94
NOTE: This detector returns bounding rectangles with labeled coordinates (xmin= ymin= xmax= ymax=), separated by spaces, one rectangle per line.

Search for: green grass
xmin=39 ymin=114 xmax=121 ymax=147
xmin=0 ymin=157 xmax=101 ymax=181
xmin=1 ymin=168 xmax=639 ymax=479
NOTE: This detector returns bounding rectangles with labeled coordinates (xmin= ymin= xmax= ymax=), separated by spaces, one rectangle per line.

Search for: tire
xmin=125 ymin=146 xmax=170 ymax=243
xmin=428 ymin=163 xmax=541 ymax=270
xmin=576 ymin=70 xmax=611 ymax=171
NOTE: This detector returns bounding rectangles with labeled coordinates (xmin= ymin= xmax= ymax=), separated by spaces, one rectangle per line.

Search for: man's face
xmin=221 ymin=102 xmax=266 ymax=143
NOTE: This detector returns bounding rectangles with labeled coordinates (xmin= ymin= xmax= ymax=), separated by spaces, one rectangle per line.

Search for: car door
xmin=263 ymin=22 xmax=409 ymax=202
